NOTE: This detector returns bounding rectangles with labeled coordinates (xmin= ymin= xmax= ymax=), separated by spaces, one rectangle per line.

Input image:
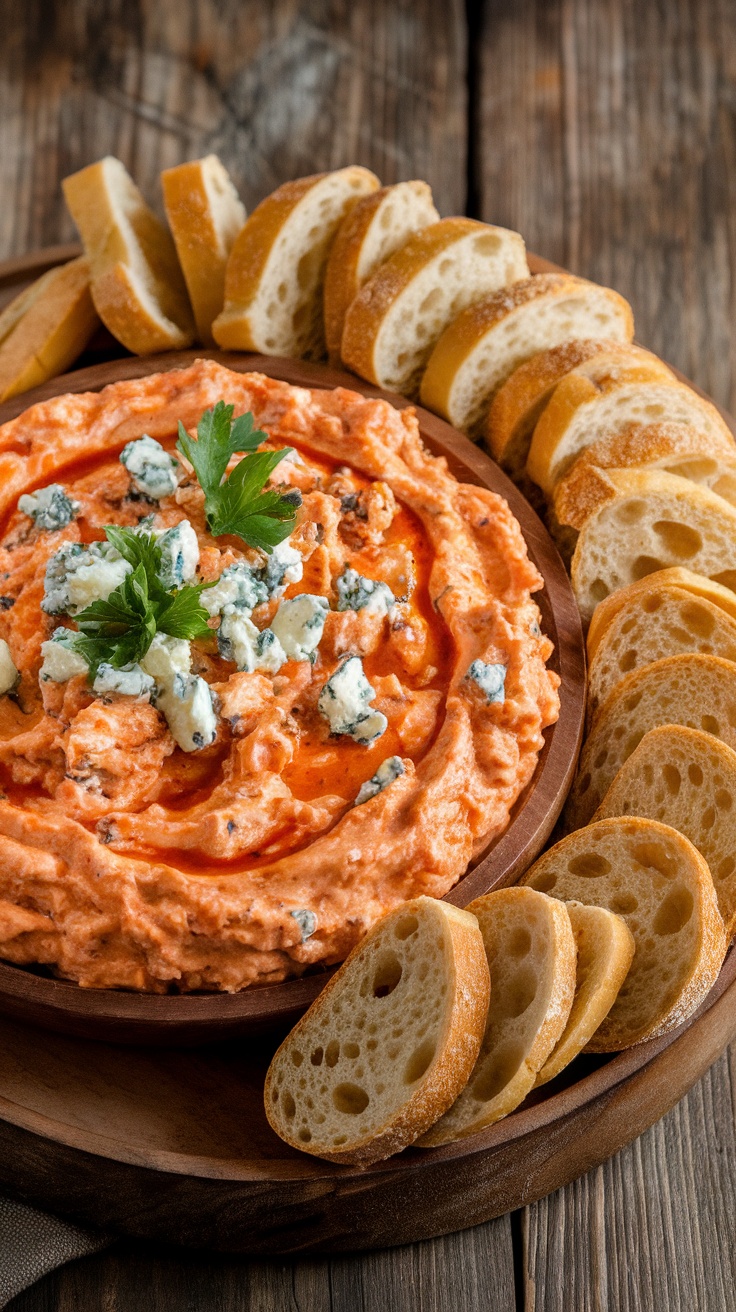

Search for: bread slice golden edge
xmin=0 ymin=257 xmax=100 ymax=401
xmin=264 ymin=897 xmax=490 ymax=1166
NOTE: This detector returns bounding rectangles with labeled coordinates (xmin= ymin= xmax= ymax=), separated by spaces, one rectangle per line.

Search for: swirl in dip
xmin=0 ymin=360 xmax=559 ymax=992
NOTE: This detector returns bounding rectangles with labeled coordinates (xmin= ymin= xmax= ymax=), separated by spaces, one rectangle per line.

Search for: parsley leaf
xmin=176 ymin=402 xmax=299 ymax=553
xmin=70 ymin=526 xmax=212 ymax=678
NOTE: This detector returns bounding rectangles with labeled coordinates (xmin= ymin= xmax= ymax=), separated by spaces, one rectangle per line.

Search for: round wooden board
xmin=1 ymin=247 xmax=735 ymax=1253
xmin=0 ymin=328 xmax=585 ymax=1045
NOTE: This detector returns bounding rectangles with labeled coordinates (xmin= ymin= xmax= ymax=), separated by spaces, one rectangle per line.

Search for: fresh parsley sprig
xmin=176 ymin=401 xmax=299 ymax=553
xmin=71 ymin=527 xmax=212 ymax=677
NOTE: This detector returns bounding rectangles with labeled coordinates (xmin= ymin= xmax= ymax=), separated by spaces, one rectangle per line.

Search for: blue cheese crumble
xmin=120 ymin=435 xmax=180 ymax=500
xmin=18 ymin=484 xmax=79 ymax=531
xmin=467 ymin=660 xmax=506 ymax=703
xmin=335 ymin=566 xmax=395 ymax=616
xmin=260 ymin=539 xmax=303 ymax=596
xmin=270 ymin=594 xmax=328 ymax=662
xmin=157 ymin=520 xmax=199 ymax=590
xmin=217 ymin=609 xmax=286 ymax=674
xmin=140 ymin=632 xmax=192 ymax=684
xmin=318 ymin=656 xmax=387 ymax=745
xmin=355 ymin=756 xmax=405 ymax=805
xmin=93 ymin=663 xmax=155 ymax=700
xmin=0 ymin=640 xmax=18 ymax=695
xmin=290 ymin=908 xmax=317 ymax=942
xmin=153 ymin=673 xmax=218 ymax=753
xmin=202 ymin=561 xmax=269 ymax=618
xmin=42 ymin=542 xmax=132 ymax=616
xmin=39 ymin=630 xmax=89 ymax=682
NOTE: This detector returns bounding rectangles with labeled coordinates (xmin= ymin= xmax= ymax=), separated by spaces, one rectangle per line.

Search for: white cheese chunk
xmin=335 ymin=566 xmax=395 ymax=616
xmin=260 ymin=538 xmax=303 ymax=596
xmin=270 ymin=594 xmax=328 ymax=663
xmin=140 ymin=633 xmax=192 ymax=684
xmin=0 ymin=640 xmax=18 ymax=695
xmin=467 ymin=660 xmax=506 ymax=703
xmin=39 ymin=630 xmax=89 ymax=683
xmin=154 ymin=673 xmax=218 ymax=753
xmin=120 ymin=435 xmax=180 ymax=500
xmin=202 ymin=561 xmax=269 ymax=618
xmin=217 ymin=609 xmax=286 ymax=674
xmin=157 ymin=520 xmax=200 ymax=590
xmin=355 ymin=756 xmax=405 ymax=805
xmin=42 ymin=542 xmax=132 ymax=616
xmin=18 ymin=484 xmax=79 ymax=531
xmin=93 ymin=663 xmax=155 ymax=700
xmin=318 ymin=656 xmax=387 ymax=745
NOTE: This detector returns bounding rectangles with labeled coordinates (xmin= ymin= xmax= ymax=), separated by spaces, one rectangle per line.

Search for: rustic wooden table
xmin=2 ymin=1 xmax=735 ymax=1307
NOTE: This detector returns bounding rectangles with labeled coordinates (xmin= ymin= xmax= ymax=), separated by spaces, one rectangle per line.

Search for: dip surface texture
xmin=0 ymin=360 xmax=559 ymax=992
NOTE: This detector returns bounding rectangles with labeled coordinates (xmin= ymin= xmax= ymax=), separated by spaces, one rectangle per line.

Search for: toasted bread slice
xmin=418 ymin=888 xmax=576 ymax=1145
xmin=555 ymin=421 xmax=736 ymax=533
xmin=161 ymin=155 xmax=246 ymax=347
xmin=62 ymin=156 xmax=195 ymax=354
xmin=340 ymin=218 xmax=529 ymax=398
xmin=264 ymin=896 xmax=490 ymax=1165
xmin=486 ymin=340 xmax=669 ymax=480
xmin=212 ymin=167 xmax=379 ymax=359
xmin=420 ymin=274 xmax=634 ymax=439
xmin=0 ymin=257 xmax=99 ymax=401
xmin=569 ymin=469 xmax=736 ymax=623
xmin=523 ymin=817 xmax=726 ymax=1049
xmin=586 ymin=583 xmax=736 ymax=726
xmin=565 ymin=654 xmax=736 ymax=828
xmin=324 ymin=181 xmax=439 ymax=363
xmin=534 ymin=903 xmax=635 ymax=1084
xmin=587 ymin=568 xmax=736 ymax=661
xmin=527 ymin=375 xmax=733 ymax=497
xmin=596 ymin=725 xmax=736 ymax=938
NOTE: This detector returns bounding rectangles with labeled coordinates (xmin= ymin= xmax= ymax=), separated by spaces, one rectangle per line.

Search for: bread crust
xmin=523 ymin=818 xmax=726 ymax=1050
xmin=0 ymin=257 xmax=99 ymax=401
xmin=324 ymin=181 xmax=438 ymax=362
xmin=419 ymin=274 xmax=633 ymax=437
xmin=587 ymin=568 xmax=736 ymax=661
xmin=161 ymin=156 xmax=246 ymax=347
xmin=486 ymin=340 xmax=659 ymax=475
xmin=264 ymin=897 xmax=490 ymax=1165
xmin=340 ymin=218 xmax=528 ymax=391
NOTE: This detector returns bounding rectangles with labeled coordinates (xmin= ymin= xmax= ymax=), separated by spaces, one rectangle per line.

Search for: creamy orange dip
xmin=0 ymin=360 xmax=559 ymax=992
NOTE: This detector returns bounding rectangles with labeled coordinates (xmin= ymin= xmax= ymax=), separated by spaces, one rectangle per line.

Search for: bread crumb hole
xmin=529 ymin=870 xmax=557 ymax=893
xmin=632 ymin=556 xmax=664 ymax=581
xmin=652 ymin=521 xmax=702 ymax=559
xmin=688 ymin=764 xmax=704 ymax=786
xmin=620 ymin=648 xmax=637 ymax=672
xmin=291 ymin=1049 xmax=304 ymax=1067
xmin=702 ymin=715 xmax=720 ymax=734
xmin=663 ymin=764 xmax=681 ymax=796
xmin=325 ymin=1040 xmax=340 ymax=1067
xmin=590 ymin=579 xmax=609 ymax=604
xmin=642 ymin=595 xmax=663 ymax=614
xmin=282 ymin=1091 xmax=296 ymax=1120
xmin=717 ymin=855 xmax=735 ymax=879
xmin=344 ymin=1042 xmax=360 ymax=1059
xmin=503 ymin=966 xmax=538 ymax=1018
xmin=681 ymin=602 xmax=715 ymax=638
xmin=394 ymin=913 xmax=419 ymax=940
xmin=332 ymin=1083 xmax=370 ymax=1115
xmin=716 ymin=789 xmax=733 ymax=811
xmin=631 ymin=842 xmax=677 ymax=878
xmin=702 ymin=806 xmax=716 ymax=830
xmin=373 ymin=950 xmax=403 ymax=998
xmin=616 ymin=499 xmax=647 ymax=526
xmin=471 ymin=1041 xmax=524 ymax=1102
xmin=653 ymin=886 xmax=694 ymax=935
xmin=568 ymin=852 xmax=611 ymax=878
xmin=404 ymin=1038 xmax=436 ymax=1084
xmin=610 ymin=894 xmax=638 ymax=915
xmin=310 ymin=1047 xmax=324 ymax=1066
xmin=508 ymin=927 xmax=532 ymax=958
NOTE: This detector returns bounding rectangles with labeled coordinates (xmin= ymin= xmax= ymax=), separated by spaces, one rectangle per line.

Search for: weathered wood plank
xmin=0 ymin=0 xmax=468 ymax=262
xmin=478 ymin=0 xmax=736 ymax=413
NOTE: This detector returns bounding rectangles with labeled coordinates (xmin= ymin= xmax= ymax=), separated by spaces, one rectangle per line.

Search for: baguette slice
xmin=62 ymin=156 xmax=195 ymax=354
xmin=565 ymin=654 xmax=736 ymax=828
xmin=264 ymin=896 xmax=490 ymax=1165
xmin=418 ymin=888 xmax=576 ymax=1146
xmin=527 ymin=376 xmax=733 ymax=497
xmin=586 ymin=583 xmax=736 ymax=726
xmin=212 ymin=167 xmax=379 ymax=359
xmin=161 ymin=155 xmax=246 ymax=347
xmin=487 ymin=340 xmax=670 ymax=480
xmin=534 ymin=903 xmax=635 ymax=1084
xmin=324 ymin=181 xmax=439 ymax=363
xmin=523 ymin=817 xmax=726 ymax=1049
xmin=0 ymin=257 xmax=99 ymax=401
xmin=569 ymin=469 xmax=736 ymax=624
xmin=341 ymin=218 xmax=529 ymax=398
xmin=555 ymin=421 xmax=736 ymax=533
xmin=587 ymin=568 xmax=736 ymax=661
xmin=595 ymin=725 xmax=736 ymax=937
xmin=420 ymin=274 xmax=634 ymax=439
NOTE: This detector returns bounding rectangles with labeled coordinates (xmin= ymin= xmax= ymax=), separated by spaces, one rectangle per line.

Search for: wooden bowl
xmin=0 ymin=347 xmax=585 ymax=1045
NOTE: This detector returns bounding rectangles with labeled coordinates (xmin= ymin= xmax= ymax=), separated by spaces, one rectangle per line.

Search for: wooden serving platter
xmin=0 ymin=352 xmax=585 ymax=1045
